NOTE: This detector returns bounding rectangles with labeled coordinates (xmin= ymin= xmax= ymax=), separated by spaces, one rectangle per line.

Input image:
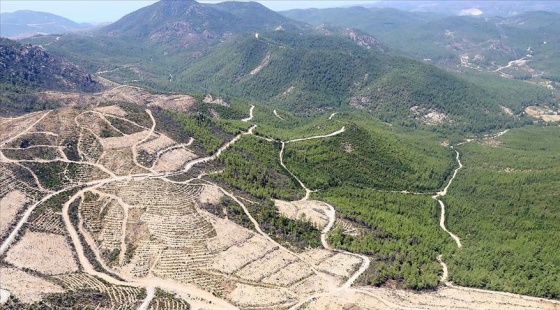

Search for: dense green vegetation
xmin=0 ymin=83 xmax=60 ymax=115
xmin=283 ymin=115 xmax=455 ymax=192
xmin=218 ymin=135 xmax=303 ymax=200
xmin=445 ymin=126 xmax=560 ymax=299
xmin=321 ymin=188 xmax=455 ymax=289
xmin=173 ymin=31 xmax=551 ymax=134
xmin=251 ymin=105 xmax=344 ymax=141
xmin=27 ymin=24 xmax=553 ymax=134
xmin=282 ymin=8 xmax=560 ymax=81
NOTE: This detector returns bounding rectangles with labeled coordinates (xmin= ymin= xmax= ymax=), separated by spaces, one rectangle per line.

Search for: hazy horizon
xmin=0 ymin=0 xmax=373 ymax=24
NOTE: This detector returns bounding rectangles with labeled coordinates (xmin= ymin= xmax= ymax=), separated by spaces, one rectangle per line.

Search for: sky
xmin=0 ymin=1 xmax=372 ymax=24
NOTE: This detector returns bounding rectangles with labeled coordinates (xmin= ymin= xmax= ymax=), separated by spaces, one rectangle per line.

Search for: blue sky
xmin=0 ymin=1 xmax=372 ymax=23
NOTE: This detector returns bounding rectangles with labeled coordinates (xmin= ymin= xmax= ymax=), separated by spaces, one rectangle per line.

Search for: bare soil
xmin=0 ymin=267 xmax=65 ymax=303
xmin=5 ymin=230 xmax=79 ymax=275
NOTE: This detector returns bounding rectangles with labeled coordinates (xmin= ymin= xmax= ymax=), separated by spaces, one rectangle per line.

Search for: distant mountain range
xmin=361 ymin=1 xmax=560 ymax=16
xmin=11 ymin=0 xmax=557 ymax=133
xmin=282 ymin=7 xmax=560 ymax=81
xmin=0 ymin=10 xmax=94 ymax=39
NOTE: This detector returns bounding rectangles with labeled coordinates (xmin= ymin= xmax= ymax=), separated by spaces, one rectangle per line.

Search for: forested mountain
xmin=170 ymin=31 xmax=550 ymax=133
xmin=99 ymin=0 xmax=309 ymax=50
xmin=0 ymin=10 xmax=93 ymax=39
xmin=1 ymin=0 xmax=560 ymax=307
xmin=19 ymin=0 xmax=555 ymax=135
xmin=281 ymin=8 xmax=560 ymax=82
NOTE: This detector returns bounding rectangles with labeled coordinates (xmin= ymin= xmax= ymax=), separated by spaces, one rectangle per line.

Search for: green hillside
xmin=282 ymin=8 xmax=560 ymax=81
xmin=444 ymin=126 xmax=560 ymax=299
xmin=171 ymin=32 xmax=548 ymax=134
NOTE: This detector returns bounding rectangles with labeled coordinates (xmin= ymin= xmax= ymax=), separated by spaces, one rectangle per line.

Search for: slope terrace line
xmin=201 ymin=179 xmax=322 ymax=278
xmin=285 ymin=126 xmax=345 ymax=143
xmin=279 ymin=142 xmax=313 ymax=201
xmin=61 ymin=188 xmax=237 ymax=309
xmin=182 ymin=125 xmax=256 ymax=173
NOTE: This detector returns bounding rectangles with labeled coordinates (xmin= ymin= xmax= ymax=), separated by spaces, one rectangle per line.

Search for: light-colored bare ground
xmin=152 ymin=148 xmax=197 ymax=172
xmin=433 ymin=149 xmax=463 ymax=248
xmin=98 ymin=148 xmax=148 ymax=175
xmin=230 ymin=283 xmax=296 ymax=308
xmin=203 ymin=94 xmax=229 ymax=106
xmin=0 ymin=267 xmax=65 ymax=303
xmin=300 ymin=248 xmax=336 ymax=265
xmin=349 ymin=286 xmax=560 ymax=310
xmin=250 ymin=52 xmax=271 ymax=75
xmin=5 ymin=230 xmax=79 ymax=275
xmin=316 ymin=252 xmax=363 ymax=279
xmin=274 ymin=199 xmax=330 ymax=229
xmin=0 ymin=190 xmax=29 ymax=235
xmin=199 ymin=185 xmax=224 ymax=205
xmin=99 ymin=130 xmax=150 ymax=150
xmin=541 ymin=115 xmax=560 ymax=122
xmin=137 ymin=134 xmax=176 ymax=154
xmin=212 ymin=235 xmax=277 ymax=274
xmin=290 ymin=273 xmax=340 ymax=296
xmin=241 ymin=105 xmax=255 ymax=122
xmin=40 ymin=86 xmax=197 ymax=112
xmin=206 ymin=217 xmax=254 ymax=253
xmin=525 ymin=106 xmax=560 ymax=122
xmin=0 ymin=112 xmax=47 ymax=145
xmin=234 ymin=249 xmax=298 ymax=282
xmin=273 ymin=109 xmax=285 ymax=120
xmin=95 ymin=105 xmax=128 ymax=117
xmin=76 ymin=112 xmax=121 ymax=138
xmin=0 ymin=289 xmax=9 ymax=305
xmin=501 ymin=105 xmax=514 ymax=116
xmin=262 ymin=261 xmax=315 ymax=286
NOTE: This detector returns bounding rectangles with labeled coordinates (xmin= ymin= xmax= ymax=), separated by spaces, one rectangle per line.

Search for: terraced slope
xmin=1 ymin=84 xmax=559 ymax=309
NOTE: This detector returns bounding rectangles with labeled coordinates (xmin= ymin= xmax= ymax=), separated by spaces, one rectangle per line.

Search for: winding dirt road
xmin=273 ymin=109 xmax=285 ymax=120
xmin=433 ymin=149 xmax=463 ymax=248
xmin=241 ymin=105 xmax=255 ymax=122
xmin=276 ymin=126 xmax=372 ymax=305
xmin=137 ymin=286 xmax=155 ymax=310
xmin=4 ymin=105 xmax=557 ymax=309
